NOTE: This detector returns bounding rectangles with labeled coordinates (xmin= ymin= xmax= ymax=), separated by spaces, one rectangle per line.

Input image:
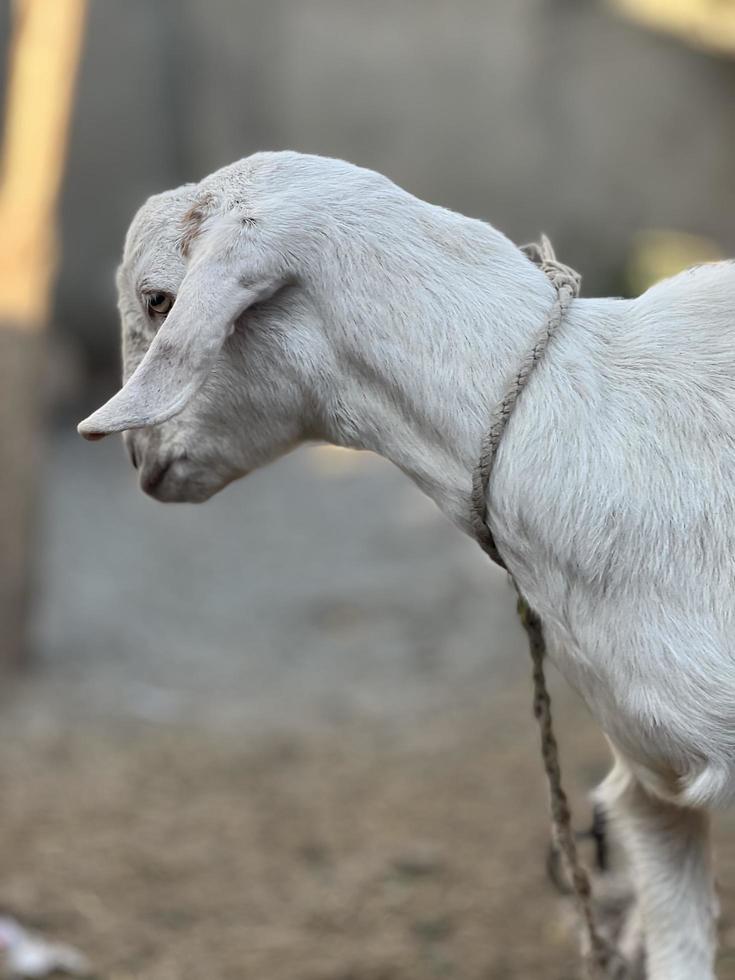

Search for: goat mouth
xmin=139 ymin=457 xmax=221 ymax=504
xmin=140 ymin=459 xmax=173 ymax=496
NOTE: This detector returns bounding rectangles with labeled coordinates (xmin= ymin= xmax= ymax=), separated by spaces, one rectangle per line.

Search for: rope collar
xmin=470 ymin=239 xmax=626 ymax=979
xmin=470 ymin=235 xmax=580 ymax=566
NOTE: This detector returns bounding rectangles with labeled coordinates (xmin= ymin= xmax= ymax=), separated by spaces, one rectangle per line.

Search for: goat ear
xmin=77 ymin=260 xmax=275 ymax=440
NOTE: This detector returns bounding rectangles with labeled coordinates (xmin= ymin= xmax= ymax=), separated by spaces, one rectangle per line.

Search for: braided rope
xmin=470 ymin=235 xmax=580 ymax=563
xmin=471 ymin=237 xmax=626 ymax=979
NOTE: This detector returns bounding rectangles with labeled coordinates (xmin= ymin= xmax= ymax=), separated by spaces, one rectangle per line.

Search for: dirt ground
xmin=1 ymin=670 xmax=734 ymax=980
xmin=4 ymin=435 xmax=734 ymax=979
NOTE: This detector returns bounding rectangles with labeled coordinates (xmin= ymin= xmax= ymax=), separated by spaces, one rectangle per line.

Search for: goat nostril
xmin=129 ymin=444 xmax=139 ymax=470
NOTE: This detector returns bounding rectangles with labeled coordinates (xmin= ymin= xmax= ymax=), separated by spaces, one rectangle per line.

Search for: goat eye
xmin=145 ymin=291 xmax=173 ymax=317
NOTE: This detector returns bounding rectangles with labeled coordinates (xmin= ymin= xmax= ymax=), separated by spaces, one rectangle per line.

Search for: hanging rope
xmin=470 ymin=237 xmax=627 ymax=979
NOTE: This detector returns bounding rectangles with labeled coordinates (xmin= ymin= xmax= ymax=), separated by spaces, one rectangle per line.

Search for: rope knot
xmin=522 ymin=233 xmax=581 ymax=300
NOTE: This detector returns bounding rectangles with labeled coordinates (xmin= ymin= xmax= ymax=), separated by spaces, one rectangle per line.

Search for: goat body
xmin=79 ymin=152 xmax=734 ymax=978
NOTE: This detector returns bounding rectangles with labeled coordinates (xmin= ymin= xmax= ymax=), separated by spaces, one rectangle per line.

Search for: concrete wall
xmin=38 ymin=0 xmax=735 ymax=363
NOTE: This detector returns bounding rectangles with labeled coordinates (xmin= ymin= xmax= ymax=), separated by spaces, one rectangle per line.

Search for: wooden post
xmin=0 ymin=0 xmax=87 ymax=668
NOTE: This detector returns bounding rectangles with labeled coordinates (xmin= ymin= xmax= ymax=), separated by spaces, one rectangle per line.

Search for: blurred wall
xmin=44 ymin=0 xmax=735 ymax=367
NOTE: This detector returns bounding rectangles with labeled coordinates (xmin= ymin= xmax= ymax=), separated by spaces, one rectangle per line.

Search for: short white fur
xmin=80 ymin=152 xmax=735 ymax=978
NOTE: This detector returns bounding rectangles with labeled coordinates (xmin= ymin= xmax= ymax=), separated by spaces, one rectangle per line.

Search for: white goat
xmin=79 ymin=151 xmax=734 ymax=979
